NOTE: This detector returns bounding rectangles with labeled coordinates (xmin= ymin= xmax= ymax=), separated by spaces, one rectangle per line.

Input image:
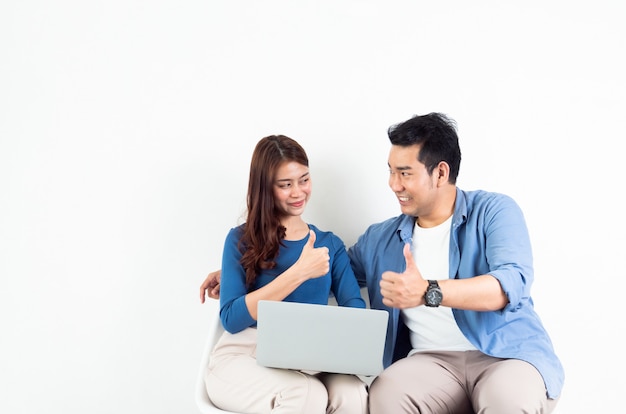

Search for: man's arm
xmin=380 ymin=244 xmax=508 ymax=311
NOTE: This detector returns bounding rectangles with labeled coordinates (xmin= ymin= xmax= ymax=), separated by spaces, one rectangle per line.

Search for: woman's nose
xmin=290 ymin=184 xmax=303 ymax=196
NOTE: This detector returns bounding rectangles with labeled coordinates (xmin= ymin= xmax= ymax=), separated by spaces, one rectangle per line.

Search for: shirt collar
xmin=395 ymin=187 xmax=467 ymax=240
xmin=452 ymin=187 xmax=468 ymax=228
xmin=395 ymin=214 xmax=416 ymax=245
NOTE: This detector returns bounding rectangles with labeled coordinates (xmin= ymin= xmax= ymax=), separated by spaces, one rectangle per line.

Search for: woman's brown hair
xmin=239 ymin=135 xmax=309 ymax=287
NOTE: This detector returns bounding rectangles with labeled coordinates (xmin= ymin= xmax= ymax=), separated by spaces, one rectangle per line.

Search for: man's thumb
xmin=403 ymin=243 xmax=417 ymax=272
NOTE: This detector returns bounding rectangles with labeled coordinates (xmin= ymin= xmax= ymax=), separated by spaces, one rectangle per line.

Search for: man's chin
xmin=399 ymin=205 xmax=416 ymax=216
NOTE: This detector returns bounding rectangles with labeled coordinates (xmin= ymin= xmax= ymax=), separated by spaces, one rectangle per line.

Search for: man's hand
xmin=199 ymin=269 xmax=221 ymax=303
xmin=379 ymin=243 xmax=428 ymax=309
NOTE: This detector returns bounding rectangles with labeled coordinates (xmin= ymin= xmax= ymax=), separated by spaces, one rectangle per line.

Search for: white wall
xmin=1 ymin=1 xmax=624 ymax=413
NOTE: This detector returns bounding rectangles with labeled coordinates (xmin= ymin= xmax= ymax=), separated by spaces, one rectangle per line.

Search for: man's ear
xmin=436 ymin=161 xmax=450 ymax=183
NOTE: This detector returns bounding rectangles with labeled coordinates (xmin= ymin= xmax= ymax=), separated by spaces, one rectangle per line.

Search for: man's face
xmin=387 ymin=144 xmax=438 ymax=219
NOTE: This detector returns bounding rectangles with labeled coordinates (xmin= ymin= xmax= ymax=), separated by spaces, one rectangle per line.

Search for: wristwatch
xmin=424 ymin=280 xmax=443 ymax=307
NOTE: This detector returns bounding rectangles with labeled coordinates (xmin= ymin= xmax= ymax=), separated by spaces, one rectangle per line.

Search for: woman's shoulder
xmin=307 ymin=223 xmax=345 ymax=247
xmin=307 ymin=223 xmax=332 ymax=236
xmin=224 ymin=223 xmax=245 ymax=242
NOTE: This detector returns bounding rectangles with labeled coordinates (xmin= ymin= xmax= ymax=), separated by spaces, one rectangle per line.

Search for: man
xmin=347 ymin=113 xmax=563 ymax=413
xmin=200 ymin=113 xmax=564 ymax=413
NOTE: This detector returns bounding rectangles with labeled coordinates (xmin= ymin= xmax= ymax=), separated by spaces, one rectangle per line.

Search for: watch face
xmin=426 ymin=289 xmax=443 ymax=305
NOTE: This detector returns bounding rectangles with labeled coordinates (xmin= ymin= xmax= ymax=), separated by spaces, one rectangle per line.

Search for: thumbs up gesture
xmin=294 ymin=230 xmax=330 ymax=280
xmin=380 ymin=243 xmax=428 ymax=309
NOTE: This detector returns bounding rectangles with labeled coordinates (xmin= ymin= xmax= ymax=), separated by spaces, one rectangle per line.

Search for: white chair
xmin=195 ymin=300 xmax=240 ymax=414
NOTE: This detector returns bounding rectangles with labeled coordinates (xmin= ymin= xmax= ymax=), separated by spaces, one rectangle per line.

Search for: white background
xmin=1 ymin=1 xmax=624 ymax=413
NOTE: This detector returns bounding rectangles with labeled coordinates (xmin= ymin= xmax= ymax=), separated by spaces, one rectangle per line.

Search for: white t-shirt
xmin=402 ymin=216 xmax=477 ymax=355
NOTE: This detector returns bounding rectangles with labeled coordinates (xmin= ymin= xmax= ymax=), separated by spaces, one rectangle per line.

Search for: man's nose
xmin=389 ymin=174 xmax=403 ymax=191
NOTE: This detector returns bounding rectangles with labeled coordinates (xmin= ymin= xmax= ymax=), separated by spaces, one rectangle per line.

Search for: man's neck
xmin=416 ymin=186 xmax=456 ymax=228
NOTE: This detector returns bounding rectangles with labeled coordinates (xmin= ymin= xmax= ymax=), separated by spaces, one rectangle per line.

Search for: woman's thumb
xmin=306 ymin=229 xmax=316 ymax=248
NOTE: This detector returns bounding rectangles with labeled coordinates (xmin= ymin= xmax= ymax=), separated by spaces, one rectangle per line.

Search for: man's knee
xmin=473 ymin=359 xmax=551 ymax=414
xmin=369 ymin=373 xmax=408 ymax=413
xmin=369 ymin=369 xmax=472 ymax=414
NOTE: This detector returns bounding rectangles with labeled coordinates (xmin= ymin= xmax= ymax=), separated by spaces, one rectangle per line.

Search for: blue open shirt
xmin=347 ymin=188 xmax=564 ymax=399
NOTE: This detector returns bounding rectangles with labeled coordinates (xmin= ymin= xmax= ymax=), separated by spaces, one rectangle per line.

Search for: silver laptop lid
xmin=256 ymin=300 xmax=388 ymax=376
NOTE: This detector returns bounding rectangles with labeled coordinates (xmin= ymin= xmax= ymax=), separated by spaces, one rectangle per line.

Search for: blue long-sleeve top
xmin=219 ymin=223 xmax=366 ymax=334
xmin=347 ymin=188 xmax=564 ymax=399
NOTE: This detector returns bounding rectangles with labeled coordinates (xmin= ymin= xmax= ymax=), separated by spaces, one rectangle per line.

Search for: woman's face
xmin=272 ymin=161 xmax=311 ymax=218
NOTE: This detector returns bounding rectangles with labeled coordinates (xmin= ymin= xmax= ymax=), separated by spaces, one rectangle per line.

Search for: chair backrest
xmin=195 ymin=301 xmax=241 ymax=414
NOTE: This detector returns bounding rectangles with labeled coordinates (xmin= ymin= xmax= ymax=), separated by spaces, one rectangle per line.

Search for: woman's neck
xmin=281 ymin=217 xmax=309 ymax=241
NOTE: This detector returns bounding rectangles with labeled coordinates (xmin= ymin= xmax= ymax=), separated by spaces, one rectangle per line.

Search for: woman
xmin=204 ymin=135 xmax=368 ymax=414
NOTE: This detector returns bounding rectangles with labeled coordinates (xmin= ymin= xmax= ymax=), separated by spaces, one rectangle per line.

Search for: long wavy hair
xmin=239 ymin=135 xmax=309 ymax=287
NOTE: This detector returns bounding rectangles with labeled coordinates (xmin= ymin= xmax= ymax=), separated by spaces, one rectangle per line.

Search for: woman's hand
xmin=293 ymin=230 xmax=330 ymax=280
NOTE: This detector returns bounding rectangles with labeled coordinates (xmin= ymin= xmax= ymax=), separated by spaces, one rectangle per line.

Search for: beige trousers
xmin=205 ymin=327 xmax=369 ymax=414
xmin=369 ymin=350 xmax=559 ymax=414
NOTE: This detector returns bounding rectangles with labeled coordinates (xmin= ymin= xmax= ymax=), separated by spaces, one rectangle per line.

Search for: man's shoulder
xmin=460 ymin=188 xmax=517 ymax=208
xmin=358 ymin=214 xmax=411 ymax=243
xmin=458 ymin=189 xmax=522 ymax=221
xmin=349 ymin=215 xmax=410 ymax=268
xmin=366 ymin=214 xmax=407 ymax=230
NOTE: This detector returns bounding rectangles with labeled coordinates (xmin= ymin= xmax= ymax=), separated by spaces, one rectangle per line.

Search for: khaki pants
xmin=205 ymin=327 xmax=369 ymax=414
xmin=369 ymin=350 xmax=559 ymax=414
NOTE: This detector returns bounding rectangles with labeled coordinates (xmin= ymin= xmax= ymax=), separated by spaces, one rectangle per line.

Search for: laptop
xmin=256 ymin=300 xmax=389 ymax=376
